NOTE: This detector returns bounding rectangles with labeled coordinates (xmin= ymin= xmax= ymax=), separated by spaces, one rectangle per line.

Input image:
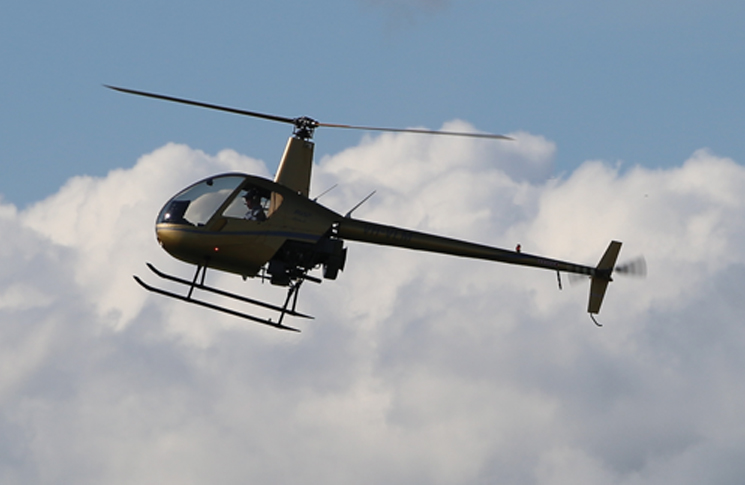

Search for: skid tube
xmin=134 ymin=263 xmax=315 ymax=332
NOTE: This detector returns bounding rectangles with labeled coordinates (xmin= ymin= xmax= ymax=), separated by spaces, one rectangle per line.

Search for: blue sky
xmin=2 ymin=2 xmax=745 ymax=484
xmin=3 ymin=0 xmax=744 ymax=205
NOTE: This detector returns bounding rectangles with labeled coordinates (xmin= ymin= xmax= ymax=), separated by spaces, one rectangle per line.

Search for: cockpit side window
xmin=222 ymin=184 xmax=283 ymax=221
xmin=158 ymin=175 xmax=244 ymax=226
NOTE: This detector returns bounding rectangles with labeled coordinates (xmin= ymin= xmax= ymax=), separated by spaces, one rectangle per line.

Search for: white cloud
xmin=1 ymin=131 xmax=744 ymax=484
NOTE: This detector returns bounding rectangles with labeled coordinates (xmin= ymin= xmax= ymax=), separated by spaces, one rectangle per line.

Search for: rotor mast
xmin=274 ymin=134 xmax=314 ymax=197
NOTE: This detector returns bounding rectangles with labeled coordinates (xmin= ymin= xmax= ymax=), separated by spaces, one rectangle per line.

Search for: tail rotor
xmin=582 ymin=242 xmax=646 ymax=327
xmin=615 ymin=256 xmax=647 ymax=278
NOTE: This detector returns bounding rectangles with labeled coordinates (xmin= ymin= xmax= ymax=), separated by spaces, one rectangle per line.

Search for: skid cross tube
xmin=187 ymin=264 xmax=206 ymax=299
xmin=276 ymin=279 xmax=305 ymax=326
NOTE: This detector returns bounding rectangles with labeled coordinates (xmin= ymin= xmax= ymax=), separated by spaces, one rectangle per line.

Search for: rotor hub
xmin=293 ymin=116 xmax=319 ymax=140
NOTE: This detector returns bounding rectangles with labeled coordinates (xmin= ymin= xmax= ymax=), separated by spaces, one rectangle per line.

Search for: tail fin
xmin=588 ymin=241 xmax=622 ymax=315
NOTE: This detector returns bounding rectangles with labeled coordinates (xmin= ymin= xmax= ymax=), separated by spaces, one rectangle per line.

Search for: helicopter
xmin=107 ymin=85 xmax=645 ymax=331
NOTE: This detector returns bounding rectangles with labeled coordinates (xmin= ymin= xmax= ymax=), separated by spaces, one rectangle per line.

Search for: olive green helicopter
xmin=108 ymin=86 xmax=645 ymax=331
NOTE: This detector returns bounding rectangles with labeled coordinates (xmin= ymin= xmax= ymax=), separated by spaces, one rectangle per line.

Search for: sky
xmin=2 ymin=0 xmax=745 ymax=206
xmin=2 ymin=1 xmax=745 ymax=484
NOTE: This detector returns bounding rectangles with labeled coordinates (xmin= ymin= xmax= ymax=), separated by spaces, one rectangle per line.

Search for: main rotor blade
xmin=319 ymin=122 xmax=513 ymax=140
xmin=106 ymin=85 xmax=512 ymax=140
xmin=104 ymin=85 xmax=296 ymax=125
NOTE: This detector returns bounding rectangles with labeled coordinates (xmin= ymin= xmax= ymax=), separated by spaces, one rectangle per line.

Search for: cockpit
xmin=157 ymin=174 xmax=283 ymax=227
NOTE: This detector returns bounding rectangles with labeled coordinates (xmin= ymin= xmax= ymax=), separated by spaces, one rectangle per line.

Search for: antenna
xmin=345 ymin=191 xmax=376 ymax=218
xmin=313 ymin=184 xmax=338 ymax=202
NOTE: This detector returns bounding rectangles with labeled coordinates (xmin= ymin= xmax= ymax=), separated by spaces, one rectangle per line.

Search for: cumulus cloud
xmin=1 ymin=129 xmax=744 ymax=484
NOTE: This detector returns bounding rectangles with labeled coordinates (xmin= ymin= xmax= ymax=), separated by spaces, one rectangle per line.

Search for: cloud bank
xmin=1 ymin=129 xmax=744 ymax=484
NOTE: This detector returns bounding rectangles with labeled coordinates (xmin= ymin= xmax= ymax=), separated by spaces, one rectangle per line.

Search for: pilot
xmin=244 ymin=189 xmax=267 ymax=221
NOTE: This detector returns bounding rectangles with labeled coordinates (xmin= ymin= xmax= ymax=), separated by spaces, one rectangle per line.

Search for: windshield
xmin=158 ymin=175 xmax=245 ymax=226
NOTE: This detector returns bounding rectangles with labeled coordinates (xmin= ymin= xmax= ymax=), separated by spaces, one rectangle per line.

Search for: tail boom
xmin=336 ymin=218 xmax=623 ymax=320
xmin=335 ymin=218 xmax=597 ymax=276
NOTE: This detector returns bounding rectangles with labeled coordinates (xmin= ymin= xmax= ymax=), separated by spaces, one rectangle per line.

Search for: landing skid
xmin=134 ymin=263 xmax=314 ymax=332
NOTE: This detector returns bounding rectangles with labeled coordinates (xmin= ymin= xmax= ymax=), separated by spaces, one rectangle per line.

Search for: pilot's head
xmin=243 ymin=188 xmax=260 ymax=207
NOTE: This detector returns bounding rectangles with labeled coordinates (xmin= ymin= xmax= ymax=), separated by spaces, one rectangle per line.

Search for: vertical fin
xmin=588 ymin=240 xmax=622 ymax=314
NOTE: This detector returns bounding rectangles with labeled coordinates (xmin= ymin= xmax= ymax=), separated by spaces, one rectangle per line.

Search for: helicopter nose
xmin=155 ymin=225 xmax=182 ymax=254
xmin=155 ymin=224 xmax=218 ymax=267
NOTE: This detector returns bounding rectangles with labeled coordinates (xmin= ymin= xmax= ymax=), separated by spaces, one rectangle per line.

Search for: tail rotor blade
xmin=615 ymin=257 xmax=647 ymax=278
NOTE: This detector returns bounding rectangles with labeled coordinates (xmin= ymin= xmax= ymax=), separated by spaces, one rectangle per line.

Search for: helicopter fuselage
xmin=155 ymin=166 xmax=604 ymax=293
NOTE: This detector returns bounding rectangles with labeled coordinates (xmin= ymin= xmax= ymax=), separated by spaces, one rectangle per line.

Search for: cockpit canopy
xmin=158 ymin=174 xmax=282 ymax=226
